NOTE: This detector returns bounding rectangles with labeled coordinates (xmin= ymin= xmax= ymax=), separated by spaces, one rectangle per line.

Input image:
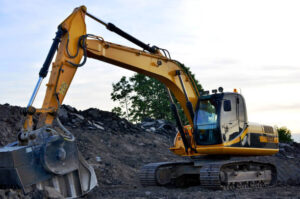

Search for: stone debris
xmin=139 ymin=118 xmax=177 ymax=136
xmin=96 ymin=156 xmax=102 ymax=162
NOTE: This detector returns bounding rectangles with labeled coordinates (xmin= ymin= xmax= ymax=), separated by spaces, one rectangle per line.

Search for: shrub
xmin=277 ymin=126 xmax=293 ymax=143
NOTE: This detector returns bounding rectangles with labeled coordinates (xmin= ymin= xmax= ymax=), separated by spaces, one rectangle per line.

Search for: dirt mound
xmin=0 ymin=104 xmax=300 ymax=198
xmin=0 ymin=103 xmax=24 ymax=146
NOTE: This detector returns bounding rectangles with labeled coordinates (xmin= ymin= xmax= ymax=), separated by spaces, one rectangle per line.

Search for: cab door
xmin=220 ymin=94 xmax=240 ymax=142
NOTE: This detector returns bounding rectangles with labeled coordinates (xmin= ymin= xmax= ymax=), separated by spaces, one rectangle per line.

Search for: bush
xmin=277 ymin=126 xmax=293 ymax=143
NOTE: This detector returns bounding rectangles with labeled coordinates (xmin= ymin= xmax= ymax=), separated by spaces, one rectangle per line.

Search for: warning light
xmin=233 ymin=88 xmax=238 ymax=93
xmin=218 ymin=87 xmax=223 ymax=93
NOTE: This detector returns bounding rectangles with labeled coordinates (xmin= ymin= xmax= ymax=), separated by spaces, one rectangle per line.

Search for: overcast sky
xmin=0 ymin=0 xmax=299 ymax=139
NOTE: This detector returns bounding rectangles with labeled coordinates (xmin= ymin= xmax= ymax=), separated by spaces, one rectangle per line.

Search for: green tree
xmin=111 ymin=76 xmax=132 ymax=120
xmin=277 ymin=126 xmax=293 ymax=143
xmin=128 ymin=74 xmax=173 ymax=122
xmin=111 ymin=67 xmax=203 ymax=123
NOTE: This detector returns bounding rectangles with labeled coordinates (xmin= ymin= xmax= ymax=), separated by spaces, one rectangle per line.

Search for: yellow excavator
xmin=0 ymin=6 xmax=278 ymax=198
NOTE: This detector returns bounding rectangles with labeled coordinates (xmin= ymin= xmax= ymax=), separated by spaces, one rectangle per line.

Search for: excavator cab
xmin=194 ymin=92 xmax=248 ymax=145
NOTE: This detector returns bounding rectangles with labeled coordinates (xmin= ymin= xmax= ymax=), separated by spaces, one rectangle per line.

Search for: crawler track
xmin=139 ymin=157 xmax=277 ymax=190
xmin=139 ymin=162 xmax=169 ymax=186
xmin=139 ymin=161 xmax=194 ymax=187
xmin=200 ymin=161 xmax=276 ymax=189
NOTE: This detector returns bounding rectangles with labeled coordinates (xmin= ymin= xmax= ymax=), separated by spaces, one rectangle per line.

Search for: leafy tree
xmin=128 ymin=74 xmax=173 ymax=122
xmin=111 ymin=76 xmax=132 ymax=120
xmin=111 ymin=66 xmax=203 ymax=123
xmin=111 ymin=107 xmax=123 ymax=117
xmin=277 ymin=126 xmax=293 ymax=143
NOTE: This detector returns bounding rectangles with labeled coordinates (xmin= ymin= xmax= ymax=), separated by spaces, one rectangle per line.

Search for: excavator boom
xmin=85 ymin=39 xmax=199 ymax=124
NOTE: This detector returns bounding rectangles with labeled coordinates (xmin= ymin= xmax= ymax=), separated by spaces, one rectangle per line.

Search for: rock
xmin=71 ymin=119 xmax=77 ymax=123
xmin=141 ymin=121 xmax=156 ymax=127
xmin=62 ymin=105 xmax=77 ymax=113
xmin=150 ymin=127 xmax=156 ymax=132
xmin=84 ymin=108 xmax=102 ymax=119
xmin=72 ymin=113 xmax=84 ymax=120
xmin=57 ymin=108 xmax=68 ymax=123
xmin=142 ymin=117 xmax=154 ymax=122
xmin=286 ymin=155 xmax=295 ymax=159
xmin=145 ymin=191 xmax=151 ymax=196
xmin=146 ymin=129 xmax=152 ymax=133
xmin=139 ymin=119 xmax=176 ymax=136
xmin=88 ymin=126 xmax=96 ymax=130
xmin=87 ymin=120 xmax=92 ymax=125
xmin=157 ymin=119 xmax=165 ymax=124
xmin=93 ymin=123 xmax=105 ymax=130
xmin=95 ymin=121 xmax=104 ymax=126
xmin=44 ymin=186 xmax=64 ymax=199
xmin=96 ymin=156 xmax=102 ymax=162
xmin=105 ymin=179 xmax=112 ymax=184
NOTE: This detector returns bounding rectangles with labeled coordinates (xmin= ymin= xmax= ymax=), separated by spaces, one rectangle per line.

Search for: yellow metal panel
xmin=259 ymin=136 xmax=279 ymax=143
xmin=223 ymin=128 xmax=248 ymax=146
xmin=38 ymin=6 xmax=87 ymax=126
xmin=170 ymin=145 xmax=278 ymax=156
xmin=170 ymin=127 xmax=279 ymax=156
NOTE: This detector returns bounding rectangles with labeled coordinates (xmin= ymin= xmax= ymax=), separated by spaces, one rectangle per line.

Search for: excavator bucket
xmin=0 ymin=127 xmax=97 ymax=198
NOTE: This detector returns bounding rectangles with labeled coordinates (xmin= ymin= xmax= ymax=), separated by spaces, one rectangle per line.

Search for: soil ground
xmin=0 ymin=104 xmax=299 ymax=199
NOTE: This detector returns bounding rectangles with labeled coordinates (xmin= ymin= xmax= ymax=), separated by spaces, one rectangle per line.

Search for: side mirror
xmin=224 ymin=100 xmax=231 ymax=112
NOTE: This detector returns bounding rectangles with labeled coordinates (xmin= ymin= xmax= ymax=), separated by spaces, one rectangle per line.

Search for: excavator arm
xmin=29 ymin=6 xmax=199 ymax=128
xmin=27 ymin=6 xmax=87 ymax=129
xmin=23 ymin=6 xmax=200 ymax=151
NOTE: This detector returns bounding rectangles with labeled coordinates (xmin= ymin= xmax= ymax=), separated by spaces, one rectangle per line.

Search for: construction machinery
xmin=0 ymin=6 xmax=278 ymax=198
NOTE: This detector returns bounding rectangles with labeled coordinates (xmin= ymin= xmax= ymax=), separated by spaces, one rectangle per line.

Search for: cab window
xmin=194 ymin=99 xmax=222 ymax=145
